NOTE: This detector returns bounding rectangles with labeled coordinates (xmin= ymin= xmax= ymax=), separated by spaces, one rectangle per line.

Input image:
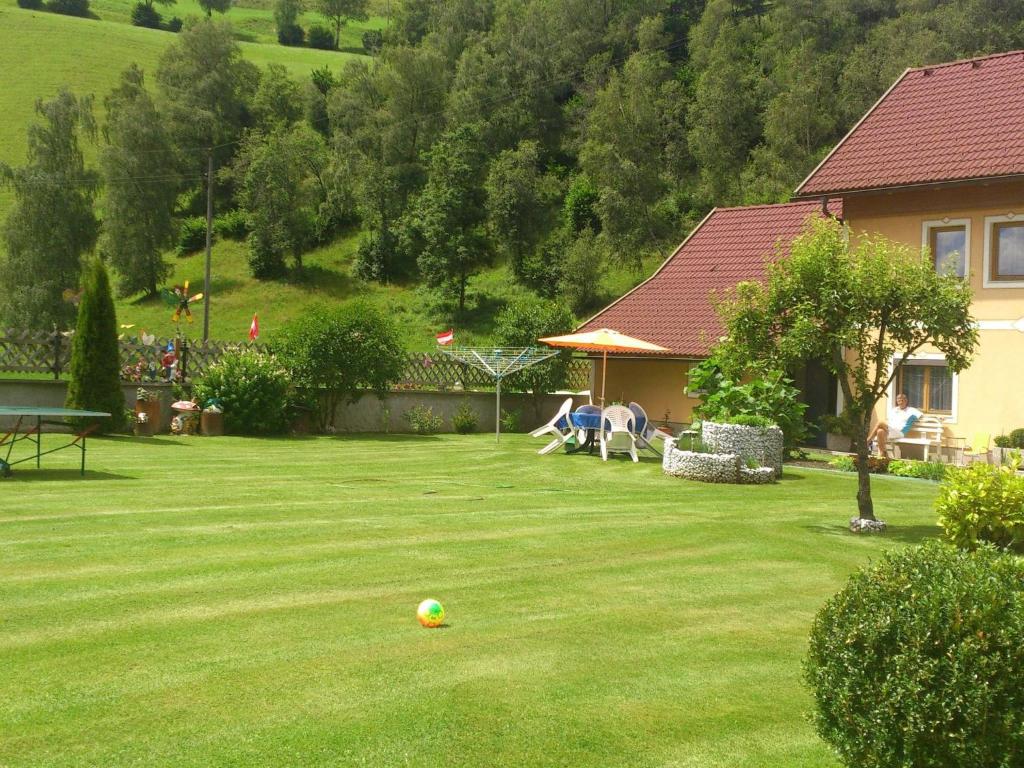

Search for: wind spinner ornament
xmin=161 ymin=281 xmax=204 ymax=324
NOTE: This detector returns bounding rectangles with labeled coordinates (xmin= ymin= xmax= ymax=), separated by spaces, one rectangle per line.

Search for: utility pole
xmin=203 ymin=148 xmax=213 ymax=342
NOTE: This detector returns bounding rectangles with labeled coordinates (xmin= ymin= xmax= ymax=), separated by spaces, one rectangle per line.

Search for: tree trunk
xmin=853 ymin=424 xmax=875 ymax=521
xmin=334 ymin=19 xmax=341 ymax=49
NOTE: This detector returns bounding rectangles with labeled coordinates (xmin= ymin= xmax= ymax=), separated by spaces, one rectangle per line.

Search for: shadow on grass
xmin=288 ymin=264 xmax=357 ymax=298
xmin=4 ymin=469 xmax=135 ymax=482
xmin=97 ymin=435 xmax=188 ymax=447
xmin=804 ymin=522 xmax=942 ymax=545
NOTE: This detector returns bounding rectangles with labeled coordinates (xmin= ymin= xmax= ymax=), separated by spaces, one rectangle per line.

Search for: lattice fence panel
xmin=0 ymin=329 xmax=66 ymax=375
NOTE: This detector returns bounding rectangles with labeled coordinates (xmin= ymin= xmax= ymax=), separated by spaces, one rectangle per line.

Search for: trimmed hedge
xmin=806 ymin=541 xmax=1024 ymax=768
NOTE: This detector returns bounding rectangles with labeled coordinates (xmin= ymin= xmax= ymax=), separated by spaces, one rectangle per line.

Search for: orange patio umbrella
xmin=538 ymin=328 xmax=669 ymax=406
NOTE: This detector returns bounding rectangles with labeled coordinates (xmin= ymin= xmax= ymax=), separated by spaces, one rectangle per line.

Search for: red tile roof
xmin=797 ymin=51 xmax=1024 ymax=196
xmin=576 ymin=200 xmax=841 ymax=357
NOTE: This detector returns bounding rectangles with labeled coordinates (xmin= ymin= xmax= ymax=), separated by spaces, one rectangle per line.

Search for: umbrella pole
xmin=600 ymin=350 xmax=607 ymax=407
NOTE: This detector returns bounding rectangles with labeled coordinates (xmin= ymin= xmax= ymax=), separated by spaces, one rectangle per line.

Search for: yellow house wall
xmin=844 ymin=179 xmax=1024 ymax=442
xmin=594 ymin=358 xmax=698 ymax=426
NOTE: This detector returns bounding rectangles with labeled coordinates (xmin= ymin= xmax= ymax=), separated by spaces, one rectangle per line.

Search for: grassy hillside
xmin=112 ymin=232 xmax=662 ymax=350
xmin=0 ymin=4 xmax=369 ymax=217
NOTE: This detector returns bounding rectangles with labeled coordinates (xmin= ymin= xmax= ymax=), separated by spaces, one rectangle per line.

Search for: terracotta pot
xmin=136 ymin=398 xmax=163 ymax=433
xmin=134 ymin=420 xmax=153 ymax=437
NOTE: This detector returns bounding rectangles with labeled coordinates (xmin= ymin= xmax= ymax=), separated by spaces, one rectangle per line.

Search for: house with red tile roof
xmin=580 ymin=50 xmax=1024 ymax=448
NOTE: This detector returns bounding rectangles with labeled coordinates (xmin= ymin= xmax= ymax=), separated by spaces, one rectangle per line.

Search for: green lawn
xmin=0 ymin=434 xmax=941 ymax=766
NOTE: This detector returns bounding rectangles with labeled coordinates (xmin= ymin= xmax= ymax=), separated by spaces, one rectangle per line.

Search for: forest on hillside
xmin=3 ymin=0 xmax=1024 ymax=333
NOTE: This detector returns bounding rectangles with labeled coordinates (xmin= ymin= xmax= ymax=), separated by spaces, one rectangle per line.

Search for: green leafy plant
xmin=273 ymin=302 xmax=405 ymax=431
xmin=805 ymin=541 xmax=1024 ymax=768
xmin=192 ymin=350 xmax=293 ymax=435
xmin=403 ymin=404 xmax=442 ymax=435
xmin=936 ymin=457 xmax=1024 ymax=552
xmin=176 ymin=216 xmax=208 ymax=256
xmin=887 ymin=459 xmax=947 ymax=482
xmin=1010 ymin=428 xmax=1024 ymax=449
xmin=723 ymin=414 xmax=773 ymax=428
xmin=994 ymin=434 xmax=1012 ymax=448
xmin=452 ymin=401 xmax=478 ymax=434
xmin=213 ymin=208 xmax=248 ymax=240
xmin=827 ymin=455 xmax=856 ymax=472
xmin=687 ymin=357 xmax=808 ymax=452
xmin=499 ymin=409 xmax=521 ymax=433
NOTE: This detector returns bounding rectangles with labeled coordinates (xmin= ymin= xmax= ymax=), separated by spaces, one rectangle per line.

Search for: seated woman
xmin=870 ymin=393 xmax=922 ymax=457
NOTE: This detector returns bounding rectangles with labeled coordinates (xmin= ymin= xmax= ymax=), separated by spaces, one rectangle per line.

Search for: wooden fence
xmin=0 ymin=329 xmax=591 ymax=392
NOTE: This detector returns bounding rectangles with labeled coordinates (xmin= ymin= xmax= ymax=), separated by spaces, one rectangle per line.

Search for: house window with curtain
xmin=895 ymin=360 xmax=953 ymax=415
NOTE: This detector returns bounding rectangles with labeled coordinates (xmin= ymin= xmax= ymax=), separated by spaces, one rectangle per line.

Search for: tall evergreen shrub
xmin=65 ymin=258 xmax=126 ymax=433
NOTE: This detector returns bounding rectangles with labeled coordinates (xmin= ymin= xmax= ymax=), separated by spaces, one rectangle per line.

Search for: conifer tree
xmin=65 ymin=258 xmax=127 ymax=433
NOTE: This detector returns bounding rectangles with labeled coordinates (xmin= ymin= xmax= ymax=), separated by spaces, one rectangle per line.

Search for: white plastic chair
xmin=599 ymin=405 xmax=638 ymax=462
xmin=530 ymin=397 xmax=574 ymax=455
xmin=628 ymin=402 xmax=673 ymax=456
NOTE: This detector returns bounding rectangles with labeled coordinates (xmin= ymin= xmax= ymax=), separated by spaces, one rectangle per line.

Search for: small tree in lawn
xmin=273 ymin=302 xmax=405 ymax=431
xmin=66 ymin=258 xmax=127 ymax=433
xmin=494 ymin=299 xmax=575 ymax=421
xmin=315 ymin=0 xmax=367 ymax=49
xmin=713 ymin=216 xmax=976 ymax=524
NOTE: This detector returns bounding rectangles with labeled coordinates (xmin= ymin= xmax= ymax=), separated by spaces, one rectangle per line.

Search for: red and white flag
xmin=248 ymin=313 xmax=259 ymax=341
xmin=436 ymin=328 xmax=454 ymax=346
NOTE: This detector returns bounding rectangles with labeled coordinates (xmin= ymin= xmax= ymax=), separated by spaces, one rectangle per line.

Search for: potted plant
xmin=659 ymin=409 xmax=674 ymax=437
xmin=994 ymin=434 xmax=1013 ymax=465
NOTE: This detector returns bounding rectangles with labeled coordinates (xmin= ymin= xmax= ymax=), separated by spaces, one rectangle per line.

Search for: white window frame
xmin=921 ymin=217 xmax=970 ymax=278
xmin=983 ymin=213 xmax=1024 ymax=288
xmin=887 ymin=353 xmax=958 ymax=424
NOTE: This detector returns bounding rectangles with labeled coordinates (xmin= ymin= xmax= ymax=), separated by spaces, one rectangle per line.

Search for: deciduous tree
xmin=99 ymin=65 xmax=179 ymax=297
xmin=0 ymin=90 xmax=98 ymax=331
xmin=314 ymin=0 xmax=367 ymax=49
xmin=713 ymin=217 xmax=977 ymax=523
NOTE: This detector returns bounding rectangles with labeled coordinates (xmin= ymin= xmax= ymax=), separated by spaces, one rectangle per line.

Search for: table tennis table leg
xmin=36 ymin=415 xmax=41 ymax=468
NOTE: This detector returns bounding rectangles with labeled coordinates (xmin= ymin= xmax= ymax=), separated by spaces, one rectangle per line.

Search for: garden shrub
xmin=193 ymin=350 xmax=292 ymax=435
xmin=936 ymin=458 xmax=1024 ymax=552
xmin=994 ymin=434 xmax=1012 ymax=448
xmin=828 ymin=455 xmax=855 ymax=472
xmin=176 ymin=216 xmax=208 ymax=256
xmin=805 ymin=541 xmax=1024 ymax=768
xmin=499 ymin=409 xmax=521 ymax=433
xmin=887 ymin=459 xmax=947 ymax=482
xmin=213 ymin=208 xmax=248 ymax=240
xmin=1010 ymin=427 xmax=1024 ymax=449
xmin=452 ymin=401 xmax=478 ymax=434
xmin=17 ymin=0 xmax=44 ymax=8
xmin=165 ymin=15 xmax=182 ymax=31
xmin=130 ymin=2 xmax=161 ymax=28
xmin=277 ymin=23 xmax=304 ymax=46
xmin=47 ymin=0 xmax=89 ymax=16
xmin=687 ymin=358 xmax=809 ymax=453
xmin=273 ymin=302 xmax=405 ymax=431
xmin=722 ymin=414 xmax=773 ymax=428
xmin=307 ymin=25 xmax=334 ymax=50
xmin=403 ymin=404 xmax=442 ymax=435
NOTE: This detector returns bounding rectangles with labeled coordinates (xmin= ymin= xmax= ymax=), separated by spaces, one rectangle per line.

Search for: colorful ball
xmin=417 ymin=599 xmax=444 ymax=628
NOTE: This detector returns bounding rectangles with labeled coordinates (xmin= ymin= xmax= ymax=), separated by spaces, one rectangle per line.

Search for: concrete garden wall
xmin=0 ymin=379 xmax=575 ymax=435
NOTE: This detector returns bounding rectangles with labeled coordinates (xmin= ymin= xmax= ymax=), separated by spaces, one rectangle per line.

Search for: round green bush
xmin=130 ymin=2 xmax=161 ymax=28
xmin=805 ymin=541 xmax=1024 ymax=768
xmin=307 ymin=25 xmax=334 ymax=50
xmin=213 ymin=208 xmax=248 ymax=240
xmin=192 ymin=350 xmax=293 ymax=435
xmin=1010 ymin=427 xmax=1024 ymax=449
xmin=176 ymin=216 xmax=209 ymax=256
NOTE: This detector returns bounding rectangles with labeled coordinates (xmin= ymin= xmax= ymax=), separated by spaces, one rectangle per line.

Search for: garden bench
xmin=891 ymin=415 xmax=945 ymax=462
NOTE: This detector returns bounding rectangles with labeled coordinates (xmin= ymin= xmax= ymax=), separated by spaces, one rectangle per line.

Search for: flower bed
xmin=702 ymin=421 xmax=784 ymax=479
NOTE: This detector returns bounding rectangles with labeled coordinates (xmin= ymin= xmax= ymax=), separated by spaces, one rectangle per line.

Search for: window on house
xmin=896 ymin=361 xmax=952 ymax=415
xmin=928 ymin=225 xmax=967 ymax=277
xmin=990 ymin=221 xmax=1024 ymax=282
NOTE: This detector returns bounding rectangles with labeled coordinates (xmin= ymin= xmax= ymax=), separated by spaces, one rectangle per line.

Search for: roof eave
xmin=793 ymin=172 xmax=1024 ymax=200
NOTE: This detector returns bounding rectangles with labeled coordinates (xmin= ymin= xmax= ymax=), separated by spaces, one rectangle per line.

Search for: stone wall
xmin=702 ymin=421 xmax=784 ymax=479
xmin=661 ymin=434 xmax=778 ymax=485
xmin=0 ymin=379 xmax=576 ymax=435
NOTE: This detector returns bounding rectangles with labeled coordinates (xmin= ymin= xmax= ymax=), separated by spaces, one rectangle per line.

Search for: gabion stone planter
xmin=662 ymin=436 xmax=779 ymax=485
xmin=702 ymin=421 xmax=784 ymax=479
